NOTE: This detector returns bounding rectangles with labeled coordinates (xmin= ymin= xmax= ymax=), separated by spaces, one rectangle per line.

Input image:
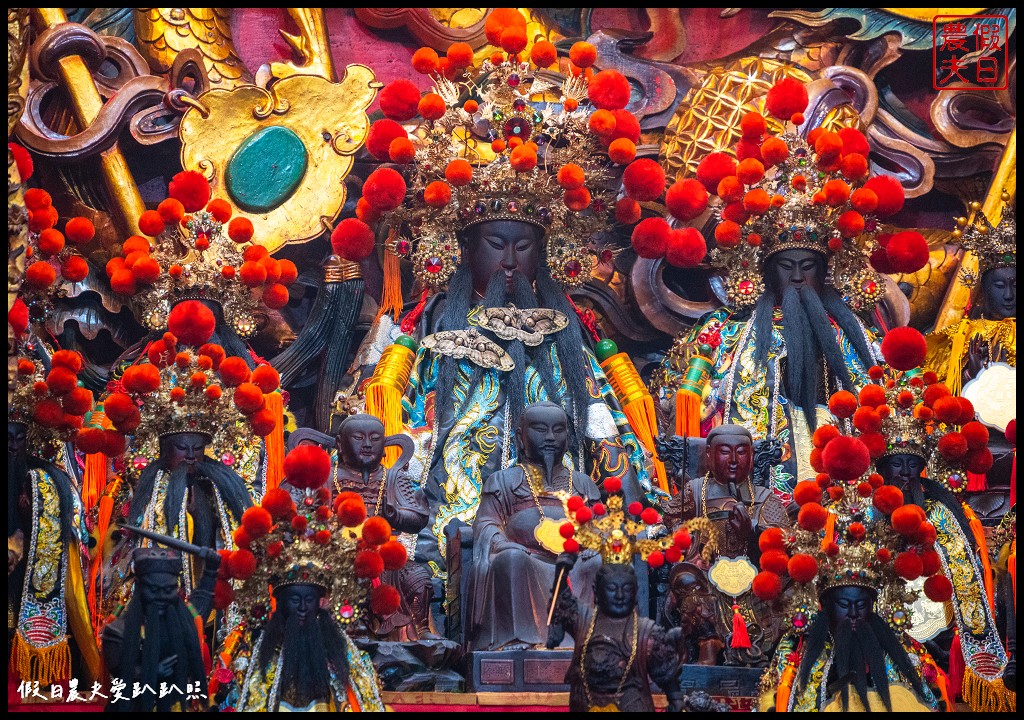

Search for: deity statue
xmin=661 ymin=562 xmax=724 ymax=665
xmin=468 ymin=401 xmax=601 ymax=650
xmin=754 ymin=427 xmax=948 ymax=712
xmin=102 ymin=543 xmax=220 ymax=712
xmin=9 ymin=351 xmax=100 ymax=686
xmin=329 ymin=413 xmax=433 ymax=640
xmin=652 ymin=80 xmax=931 ymax=502
xmin=679 ymin=424 xmax=789 ymax=666
xmin=339 ymin=29 xmax=658 ymax=583
xmin=547 ymin=485 xmax=690 ymax=713
xmin=215 ymin=446 xmax=389 ymax=711
xmin=839 ymin=326 xmax=1009 ymax=710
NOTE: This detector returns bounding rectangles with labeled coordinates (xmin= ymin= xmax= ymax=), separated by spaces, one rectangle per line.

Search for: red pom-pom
xmin=623 ymin=159 xmax=665 ymax=201
xmin=837 ymin=128 xmax=870 ymax=157
xmin=765 ymin=78 xmax=808 ymax=120
xmin=157 ymin=198 xmax=186 ymax=226
xmin=102 ymin=393 xmax=137 ymax=426
xmin=894 ymin=550 xmax=923 ymax=581
xmin=213 ymin=579 xmax=235 ymax=610
xmin=822 ymin=179 xmax=850 ymax=207
xmin=232 ymin=382 xmax=264 ymax=415
xmin=500 ymin=26 xmax=528 ymax=54
xmin=241 ymin=506 xmax=273 ymax=539
xmin=631 ymin=217 xmax=671 ymax=258
xmin=696 ymin=153 xmax=737 ymax=193
xmin=609 ymin=109 xmax=641 ymax=143
xmin=446 ymin=42 xmax=474 ymax=69
xmin=444 ymin=158 xmax=474 ymax=187
xmin=665 ymin=179 xmax=709 ymax=221
xmin=880 ymin=327 xmax=927 ymax=371
xmin=132 ymin=257 xmax=161 ymax=285
xmin=955 ymin=397 xmax=975 ymax=425
xmin=122 ymin=363 xmax=161 ymax=395
xmin=822 ymin=435 xmax=871 ymax=481
xmin=759 ymin=527 xmax=786 ymax=552
xmin=919 ymin=549 xmax=942 ymax=576
xmin=640 ymin=507 xmax=661 ymax=525
xmin=366 ymin=119 xmax=408 ymax=161
xmin=23 ymin=188 xmax=52 ymax=212
xmin=856 ymin=430 xmax=883 ymax=460
xmin=938 ymin=432 xmax=968 ymax=462
xmin=331 ymin=218 xmax=376 ymax=262
xmin=289 ymin=515 xmax=308 ymax=534
xmin=961 ymin=421 xmax=988 ymax=451
xmin=9 ymin=142 xmax=33 ymax=180
xmin=965 ymin=447 xmax=994 ymax=474
xmin=28 ymin=206 xmax=59 ymax=233
xmin=250 ymin=407 xmax=277 ymax=437
xmin=923 ymin=574 xmax=953 ymax=602
xmin=37 ymin=229 xmax=65 ymax=256
xmin=665 ymin=228 xmax=706 ymax=268
xmin=614 ymin=198 xmax=641 ymax=225
xmin=759 ymin=138 xmax=789 ymax=168
xmin=217 ymin=356 xmax=249 ymax=388
xmin=886 ymin=231 xmax=929 ymax=274
xmin=424 ymin=180 xmax=453 ymax=206
xmin=840 ymin=153 xmax=869 ymax=181
xmin=362 ymin=168 xmax=407 ymax=212
xmin=370 ymin=583 xmax=402 ymax=616
xmin=336 ymin=498 xmax=366 ymax=528
xmin=812 ymin=424 xmax=840 ymax=449
xmin=284 ymin=445 xmax=332 ymax=489
xmin=863 ymin=175 xmax=904 ymax=217
xmin=379 ymin=540 xmax=408 ymax=571
xmin=736 ymin=157 xmax=765 ymax=186
xmin=66 ymin=255 xmax=93 ymax=284
xmin=647 ymin=550 xmax=665 ymax=568
xmin=569 ymin=41 xmax=597 ymax=68
xmin=168 ymin=171 xmax=211 ymax=212
xmin=138 ymin=210 xmax=166 ymax=237
xmin=166 ymin=300 xmax=214 ymax=347
xmin=933 ymin=396 xmax=961 ymax=425
xmin=837 ymin=210 xmax=865 ymax=239
xmin=873 ymin=485 xmax=904 ymax=515
xmin=857 ymin=384 xmax=886 ymax=409
xmin=736 ymin=138 xmax=763 ymax=163
xmin=922 ymin=383 xmax=951 ymax=408
xmin=788 ymin=553 xmax=819 ymax=583
xmin=378 ymin=80 xmax=421 ymax=122
xmin=250 ymin=365 xmax=280 ymax=394
xmin=74 ymin=427 xmax=106 ymax=455
xmin=228 ymin=549 xmax=257 ymax=579
xmin=355 ymin=550 xmax=385 ymax=579
xmin=418 ymin=93 xmax=447 ymax=121
xmin=238 ymin=261 xmax=267 ymax=289
xmin=717 ymin=176 xmax=744 ymax=203
xmin=557 ymin=163 xmax=585 ymax=190
xmin=810 ymin=448 xmax=825 ymax=473
xmin=797 ymin=502 xmax=828 ymax=532
xmin=604 ymin=477 xmax=622 ymax=494
xmin=714 ymin=220 xmax=742 ymax=248
xmin=567 ymin=496 xmax=585 ymax=512
xmin=25 ymin=262 xmax=57 ymax=290
xmin=891 ymin=505 xmax=925 ymax=535
xmin=589 ymin=70 xmax=631 ymax=110
xmin=563 ymin=187 xmax=591 ymax=212
xmin=411 ymin=47 xmax=439 ymax=74
xmin=739 ymin=111 xmax=767 ymax=140
xmin=828 ymin=390 xmax=858 ymax=419
xmin=752 ymin=571 xmax=783 ymax=600
xmin=363 ymin=516 xmax=392 ymax=546
xmin=1006 ymin=419 xmax=1016 ymax=446
xmin=793 ymin=480 xmax=822 ymax=507
xmin=743 ymin=189 xmax=770 ymax=215
xmin=261 ymin=488 xmax=295 ymax=520
xmin=559 ymin=522 xmax=576 ymax=539
xmin=33 ymin=399 xmax=65 ymax=428
xmin=62 ymin=387 xmax=93 ymax=416
xmin=484 ymin=8 xmax=527 ymax=44
xmin=607 ymin=138 xmax=637 ymax=165
xmin=530 ymin=39 xmax=557 ymax=67
xmin=760 ymin=549 xmax=790 ymax=574
xmin=673 ymin=528 xmax=691 ymax=551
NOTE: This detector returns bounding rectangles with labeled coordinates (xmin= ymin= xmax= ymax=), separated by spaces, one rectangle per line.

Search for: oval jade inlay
xmin=226 ymin=125 xmax=308 ymax=213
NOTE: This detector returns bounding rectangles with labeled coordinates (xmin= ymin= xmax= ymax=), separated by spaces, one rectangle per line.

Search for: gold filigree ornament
xmin=951 ymin=192 xmax=1015 ymax=288
xmin=469 ymin=305 xmax=568 ymax=346
xmin=178 ymin=65 xmax=379 ymax=253
xmin=420 ymin=328 xmax=515 ymax=371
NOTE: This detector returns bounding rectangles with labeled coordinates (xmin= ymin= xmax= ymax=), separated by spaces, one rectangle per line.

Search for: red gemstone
xmin=739 ymin=280 xmax=754 ymax=294
xmin=862 ymin=280 xmax=878 ymax=294
xmin=600 ymin=249 xmax=613 ymax=263
xmin=425 ymin=257 xmax=443 ymax=274
xmin=564 ymin=260 xmax=582 ymax=278
xmin=396 ymin=240 xmax=411 ymax=255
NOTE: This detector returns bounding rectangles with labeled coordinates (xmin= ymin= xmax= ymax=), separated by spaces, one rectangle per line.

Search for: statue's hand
xmin=727 ymin=503 xmax=752 ymax=540
xmin=991 ymin=339 xmax=1009 ymax=365
xmin=157 ymin=654 xmax=178 ymax=679
xmin=199 ymin=546 xmax=221 ymax=571
xmin=555 ymin=551 xmax=577 ymax=576
xmin=963 ymin=335 xmax=987 ymax=383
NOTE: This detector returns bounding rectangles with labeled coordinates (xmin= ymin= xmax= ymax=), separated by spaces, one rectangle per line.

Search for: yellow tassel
xmin=366 ymin=340 xmax=416 ymax=468
xmin=10 ymin=633 xmax=71 ymax=686
xmin=83 ymin=452 xmax=105 ymax=513
xmin=376 ymin=232 xmax=404 ymax=323
xmin=599 ymin=351 xmax=669 ymax=492
xmin=962 ymin=667 xmax=1016 ymax=712
xmin=263 ymin=392 xmax=286 ymax=492
xmin=945 ymin=327 xmax=969 ymax=397
xmin=963 ymin=503 xmax=996 ymax=613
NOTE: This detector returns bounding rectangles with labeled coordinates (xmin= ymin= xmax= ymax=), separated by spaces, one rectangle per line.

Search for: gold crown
xmin=368 ymin=52 xmax=623 ymax=290
xmin=953 ymin=193 xmax=1015 ymax=287
xmin=10 ymin=351 xmax=93 ymax=455
xmin=565 ymin=490 xmax=689 ymax=566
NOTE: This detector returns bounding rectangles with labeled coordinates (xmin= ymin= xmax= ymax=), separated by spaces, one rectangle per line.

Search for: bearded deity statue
xmin=336 ymin=21 xmax=664 ymax=586
xmin=652 ymin=77 xmax=931 ymax=502
xmin=9 ymin=350 xmax=100 ymax=687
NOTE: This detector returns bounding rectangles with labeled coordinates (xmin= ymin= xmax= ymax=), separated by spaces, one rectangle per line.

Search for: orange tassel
xmin=88 ymin=483 xmax=118 ymax=634
xmin=1008 ymin=538 xmax=1016 ymax=600
xmin=963 ymin=503 xmax=995 ymax=613
xmin=82 ymin=452 xmax=105 ymax=513
xmin=262 ymin=392 xmax=285 ymax=492
xmin=366 ymin=340 xmax=416 ymax=468
xmin=730 ymin=604 xmax=751 ymax=648
xmin=194 ymin=614 xmax=211 ymax=674
xmin=599 ymin=351 xmax=668 ymax=491
xmin=776 ymin=652 xmax=800 ymax=712
xmin=675 ymin=389 xmax=702 ymax=439
xmin=822 ymin=511 xmax=837 ymax=550
xmin=674 ymin=347 xmax=714 ymax=438
xmin=376 ymin=236 xmax=404 ymax=323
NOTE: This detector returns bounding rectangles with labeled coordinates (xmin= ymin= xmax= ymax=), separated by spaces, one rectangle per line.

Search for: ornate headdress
xmin=11 ymin=349 xmax=101 ymax=456
xmin=215 ymin=446 xmax=407 ymax=627
xmin=105 ymin=171 xmax=298 ymax=338
xmin=101 ymin=323 xmax=278 ymax=466
xmin=952 ymin=192 xmax=1016 ymax=287
xmin=17 ymin=187 xmax=94 ymax=326
xmin=560 ymin=477 xmax=691 ymax=567
xmin=753 ymin=426 xmax=953 ymax=636
xmin=695 ymin=78 xmax=929 ymax=310
xmin=822 ymin=326 xmax=992 ymax=495
xmin=331 ymin=13 xmax=670 ymax=295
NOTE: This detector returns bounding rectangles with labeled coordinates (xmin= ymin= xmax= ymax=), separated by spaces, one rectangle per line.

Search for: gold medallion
xmin=708 ymin=556 xmax=757 ymax=598
xmin=534 ymin=518 xmax=567 ymax=554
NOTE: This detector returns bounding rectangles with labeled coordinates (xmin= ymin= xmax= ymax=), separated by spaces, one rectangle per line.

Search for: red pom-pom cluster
xmin=283 ymin=445 xmax=332 ymax=490
xmin=880 ymin=327 xmax=927 ymax=371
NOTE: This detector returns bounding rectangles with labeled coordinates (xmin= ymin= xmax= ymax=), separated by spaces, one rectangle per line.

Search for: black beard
xmin=259 ymin=608 xmax=349 ymax=709
xmin=542 ymin=447 xmax=557 ymax=488
xmin=8 ymin=451 xmax=28 ymax=536
xmin=798 ymin=612 xmax=926 ymax=711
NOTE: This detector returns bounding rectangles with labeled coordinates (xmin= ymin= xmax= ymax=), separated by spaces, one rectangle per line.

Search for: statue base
xmin=467 ymin=648 xmax=573 ymax=693
xmin=353 ymin=638 xmax=465 ymax=692
xmin=679 ymin=664 xmax=764 ymax=711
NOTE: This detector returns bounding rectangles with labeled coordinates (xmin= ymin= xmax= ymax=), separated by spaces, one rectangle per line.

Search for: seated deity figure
xmin=679 ymin=424 xmax=789 ymax=666
xmin=662 ymin=562 xmax=724 ymax=665
xmin=329 ymin=414 xmax=434 ymax=640
xmin=468 ymin=401 xmax=601 ymax=650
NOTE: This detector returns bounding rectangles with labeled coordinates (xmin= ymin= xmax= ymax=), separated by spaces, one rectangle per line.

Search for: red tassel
xmin=730 ymin=604 xmax=751 ymax=649
xmin=399 ymin=289 xmax=429 ymax=335
xmin=566 ymin=294 xmax=600 ymax=343
xmin=966 ymin=471 xmax=988 ymax=492
xmin=947 ymin=629 xmax=965 ymax=700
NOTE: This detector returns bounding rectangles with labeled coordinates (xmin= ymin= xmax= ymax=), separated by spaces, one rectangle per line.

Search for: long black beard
xmin=433 ymin=264 xmax=590 ymax=461
xmin=798 ymin=612 xmax=925 ymax=711
xmin=542 ymin=448 xmax=557 ymax=488
xmin=258 ymin=609 xmax=350 ymax=709
xmin=755 ymin=286 xmax=872 ymax=432
xmin=113 ymin=594 xmax=206 ymax=712
xmin=128 ymin=457 xmax=252 ymax=534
